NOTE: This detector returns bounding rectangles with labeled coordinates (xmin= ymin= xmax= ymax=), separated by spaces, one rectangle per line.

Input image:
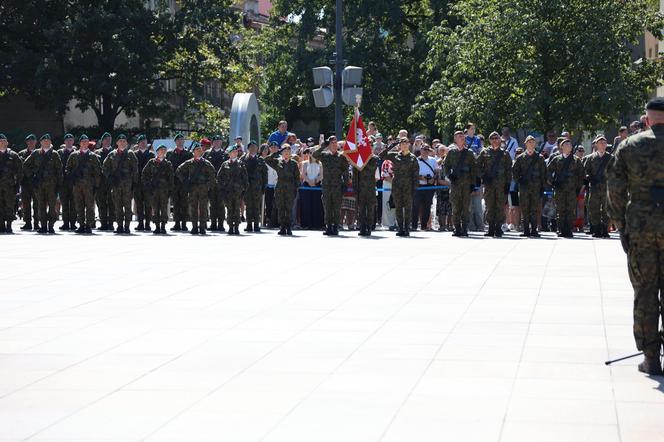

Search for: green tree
xmin=411 ymin=0 xmax=664 ymax=139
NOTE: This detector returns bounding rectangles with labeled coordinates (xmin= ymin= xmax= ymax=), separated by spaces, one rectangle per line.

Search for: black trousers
xmin=411 ymin=187 xmax=434 ymax=229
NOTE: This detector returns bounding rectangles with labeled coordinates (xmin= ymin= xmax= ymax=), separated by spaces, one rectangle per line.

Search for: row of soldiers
xmin=0 ymin=132 xmax=269 ymax=235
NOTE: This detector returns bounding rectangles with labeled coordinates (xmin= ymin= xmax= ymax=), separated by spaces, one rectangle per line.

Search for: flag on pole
xmin=343 ymin=107 xmax=373 ymax=170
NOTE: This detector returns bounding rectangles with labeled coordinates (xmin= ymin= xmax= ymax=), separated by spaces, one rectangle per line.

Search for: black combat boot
xmin=123 ymin=222 xmax=130 ymax=234
xmin=181 ymin=222 xmax=189 ymax=232
xmin=530 ymin=222 xmax=540 ymax=237
xmin=191 ymin=224 xmax=199 ymax=234
xmin=210 ymin=220 xmax=218 ymax=231
xmin=332 ymin=224 xmax=339 ymax=236
xmin=160 ymin=222 xmax=166 ymax=234
xmin=603 ymin=224 xmax=611 ymax=238
xmin=85 ymin=223 xmax=93 ymax=234
xmin=70 ymin=221 xmax=76 ymax=230
xmin=485 ymin=224 xmax=495 ymax=237
xmin=358 ymin=224 xmax=366 ymax=236
xmin=6 ymin=221 xmax=13 ymax=234
xmin=396 ymin=223 xmax=405 ymax=237
xmin=219 ymin=220 xmax=226 ymax=232
xmin=145 ymin=221 xmax=152 ymax=232
xmin=199 ymin=222 xmax=206 ymax=235
xmin=136 ymin=220 xmax=145 ymax=231
xmin=638 ymin=356 xmax=663 ymax=375
xmin=47 ymin=221 xmax=55 ymax=234
xmin=323 ymin=224 xmax=331 ymax=236
xmin=452 ymin=223 xmax=461 ymax=237
xmin=404 ymin=226 xmax=410 ymax=237
xmin=586 ymin=224 xmax=595 ymax=235
xmin=461 ymin=224 xmax=469 ymax=237
xmin=114 ymin=223 xmax=123 ymax=234
xmin=254 ymin=222 xmax=261 ymax=233
xmin=278 ymin=225 xmax=287 ymax=236
xmin=227 ymin=224 xmax=234 ymax=235
xmin=20 ymin=222 xmax=32 ymax=230
xmin=592 ymin=224 xmax=602 ymax=238
xmin=171 ymin=221 xmax=181 ymax=231
xmin=245 ymin=223 xmax=253 ymax=232
xmin=563 ymin=223 xmax=573 ymax=238
xmin=59 ymin=221 xmax=69 ymax=231
xmin=520 ymin=223 xmax=530 ymax=237
xmin=286 ymin=225 xmax=293 ymax=235
xmin=0 ymin=222 xmax=5 ymax=233
xmin=33 ymin=220 xmax=41 ymax=231
xmin=495 ymin=223 xmax=504 ymax=237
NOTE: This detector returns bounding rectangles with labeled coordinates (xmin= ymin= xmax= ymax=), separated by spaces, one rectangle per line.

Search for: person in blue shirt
xmin=267 ymin=120 xmax=290 ymax=147
xmin=465 ymin=123 xmax=482 ymax=155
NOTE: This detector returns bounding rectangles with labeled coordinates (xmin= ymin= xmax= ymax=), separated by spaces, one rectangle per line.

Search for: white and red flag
xmin=342 ymin=107 xmax=374 ymax=170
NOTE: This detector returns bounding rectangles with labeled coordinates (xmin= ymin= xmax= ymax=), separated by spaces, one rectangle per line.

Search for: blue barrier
xmin=266 ymin=184 xmax=554 ymax=196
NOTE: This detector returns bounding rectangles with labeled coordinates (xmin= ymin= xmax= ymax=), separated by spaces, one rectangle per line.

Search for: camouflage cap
xmin=25 ymin=133 xmax=36 ymax=141
xmin=156 ymin=144 xmax=167 ymax=152
xmin=248 ymin=140 xmax=258 ymax=147
xmin=593 ymin=134 xmax=607 ymax=143
xmin=63 ymin=133 xmax=74 ymax=140
xmin=79 ymin=134 xmax=89 ymax=142
xmin=174 ymin=133 xmax=185 ymax=140
xmin=136 ymin=134 xmax=147 ymax=142
xmin=117 ymin=134 xmax=127 ymax=141
xmin=225 ymin=145 xmax=238 ymax=154
xmin=100 ymin=132 xmax=111 ymax=139
xmin=40 ymin=133 xmax=51 ymax=141
xmin=212 ymin=134 xmax=223 ymax=141
xmin=192 ymin=142 xmax=202 ymax=150
xmin=645 ymin=96 xmax=664 ymax=111
xmin=0 ymin=133 xmax=7 ymax=140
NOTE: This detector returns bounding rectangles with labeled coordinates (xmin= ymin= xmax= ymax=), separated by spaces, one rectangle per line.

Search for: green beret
xmin=117 ymin=134 xmax=127 ymax=141
xmin=136 ymin=134 xmax=147 ymax=142
xmin=100 ymin=132 xmax=111 ymax=139
xmin=40 ymin=133 xmax=51 ymax=141
xmin=225 ymin=146 xmax=237 ymax=154
xmin=25 ymin=134 xmax=36 ymax=141
xmin=248 ymin=140 xmax=258 ymax=147
xmin=646 ymin=97 xmax=664 ymax=111
xmin=192 ymin=142 xmax=201 ymax=150
xmin=79 ymin=134 xmax=89 ymax=142
xmin=63 ymin=133 xmax=74 ymax=140
xmin=174 ymin=133 xmax=185 ymax=140
xmin=0 ymin=133 xmax=7 ymax=140
xmin=156 ymin=144 xmax=167 ymax=152
xmin=212 ymin=134 xmax=222 ymax=141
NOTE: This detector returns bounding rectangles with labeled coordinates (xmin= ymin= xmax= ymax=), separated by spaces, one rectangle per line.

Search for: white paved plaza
xmin=0 ymin=227 xmax=662 ymax=441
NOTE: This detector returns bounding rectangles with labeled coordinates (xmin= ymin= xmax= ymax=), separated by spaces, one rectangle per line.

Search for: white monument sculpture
xmin=229 ymin=93 xmax=261 ymax=146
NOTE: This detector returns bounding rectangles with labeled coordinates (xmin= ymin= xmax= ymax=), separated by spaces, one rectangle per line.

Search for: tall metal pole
xmin=334 ymin=0 xmax=343 ymax=138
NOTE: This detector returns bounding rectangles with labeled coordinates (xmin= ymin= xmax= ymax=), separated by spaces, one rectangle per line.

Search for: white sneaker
xmin=501 ymin=223 xmax=510 ymax=232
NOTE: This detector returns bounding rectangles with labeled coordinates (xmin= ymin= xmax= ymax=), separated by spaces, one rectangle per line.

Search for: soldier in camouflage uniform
xmin=176 ymin=143 xmax=216 ymax=235
xmin=241 ymin=140 xmax=268 ymax=232
xmin=204 ymin=135 xmax=228 ymax=232
xmin=379 ymin=137 xmax=419 ymax=237
xmin=57 ymin=133 xmax=76 ymax=230
xmin=513 ymin=135 xmax=547 ymax=237
xmin=313 ymin=136 xmax=348 ymax=236
xmin=0 ymin=133 xmax=22 ymax=233
xmin=265 ymin=144 xmax=300 ymax=236
xmin=22 ymin=134 xmax=63 ymax=234
xmin=142 ymin=145 xmax=174 ymax=234
xmin=102 ymin=134 xmax=139 ymax=234
xmin=607 ymin=97 xmax=664 ymax=375
xmin=134 ymin=135 xmax=155 ymax=231
xmin=18 ymin=134 xmax=38 ymax=230
xmin=583 ymin=135 xmax=613 ymax=238
xmin=352 ymin=152 xmax=379 ymax=236
xmin=218 ymin=145 xmax=248 ymax=235
xmin=547 ymin=139 xmax=584 ymax=238
xmin=443 ymin=131 xmax=478 ymax=237
xmin=94 ymin=132 xmax=114 ymax=230
xmin=65 ymin=135 xmax=101 ymax=234
xmin=478 ymin=132 xmax=513 ymax=237
xmin=167 ymin=133 xmax=193 ymax=231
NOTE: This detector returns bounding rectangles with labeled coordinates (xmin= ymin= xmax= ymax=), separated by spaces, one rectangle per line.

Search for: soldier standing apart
xmin=218 ymin=145 xmax=248 ymax=235
xmin=513 ymin=135 xmax=547 ymax=237
xmin=142 ymin=145 xmax=174 ymax=234
xmin=547 ymin=139 xmax=584 ymax=238
xmin=353 ymin=151 xmax=379 ymax=236
xmin=313 ymin=136 xmax=348 ymax=236
xmin=444 ymin=131 xmax=478 ymax=237
xmin=22 ymin=134 xmax=63 ymax=234
xmin=94 ymin=132 xmax=114 ymax=230
xmin=177 ymin=143 xmax=216 ymax=235
xmin=57 ymin=133 xmax=76 ymax=230
xmin=134 ymin=135 xmax=155 ymax=231
xmin=379 ymin=137 xmax=419 ymax=237
xmin=204 ymin=135 xmax=228 ymax=232
xmin=167 ymin=133 xmax=193 ymax=231
xmin=241 ymin=140 xmax=268 ymax=232
xmin=607 ymin=97 xmax=664 ymax=375
xmin=478 ymin=132 xmax=513 ymax=237
xmin=65 ymin=135 xmax=101 ymax=234
xmin=0 ymin=133 xmax=22 ymax=233
xmin=103 ymin=134 xmax=138 ymax=234
xmin=18 ymin=134 xmax=38 ymax=230
xmin=265 ymin=144 xmax=300 ymax=235
xmin=584 ymin=135 xmax=613 ymax=238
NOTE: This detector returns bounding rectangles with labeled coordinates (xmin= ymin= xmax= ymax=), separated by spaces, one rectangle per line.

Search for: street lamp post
xmin=334 ymin=0 xmax=343 ymax=138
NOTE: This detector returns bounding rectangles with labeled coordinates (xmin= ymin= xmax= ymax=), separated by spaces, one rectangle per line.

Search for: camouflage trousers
xmin=96 ymin=181 xmax=113 ymax=225
xmin=627 ymin=233 xmax=664 ymax=358
xmin=73 ymin=182 xmax=95 ymax=227
xmin=519 ymin=184 xmax=540 ymax=225
xmin=111 ymin=183 xmax=133 ymax=224
xmin=151 ymin=189 xmax=169 ymax=223
xmin=484 ymin=183 xmax=507 ymax=225
xmin=226 ymin=193 xmax=243 ymax=225
xmin=0 ymin=183 xmax=15 ymax=221
xmin=554 ymin=188 xmax=576 ymax=231
xmin=356 ymin=187 xmax=376 ymax=227
xmin=134 ymin=184 xmax=151 ymax=223
xmin=21 ymin=185 xmax=37 ymax=223
xmin=588 ymin=185 xmax=608 ymax=227
xmin=322 ymin=186 xmax=343 ymax=226
xmin=34 ymin=183 xmax=58 ymax=225
xmin=392 ymin=187 xmax=413 ymax=229
xmin=209 ymin=184 xmax=225 ymax=224
xmin=60 ymin=184 xmax=75 ymax=224
xmin=275 ymin=187 xmax=295 ymax=226
xmin=450 ymin=183 xmax=472 ymax=226
xmin=245 ymin=188 xmax=263 ymax=224
xmin=171 ymin=180 xmax=188 ymax=223
xmin=188 ymin=185 xmax=210 ymax=224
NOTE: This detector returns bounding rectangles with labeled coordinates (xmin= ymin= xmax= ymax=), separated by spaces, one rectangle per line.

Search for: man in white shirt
xmin=411 ymin=144 xmax=438 ymax=231
xmin=502 ymin=126 xmax=518 ymax=160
